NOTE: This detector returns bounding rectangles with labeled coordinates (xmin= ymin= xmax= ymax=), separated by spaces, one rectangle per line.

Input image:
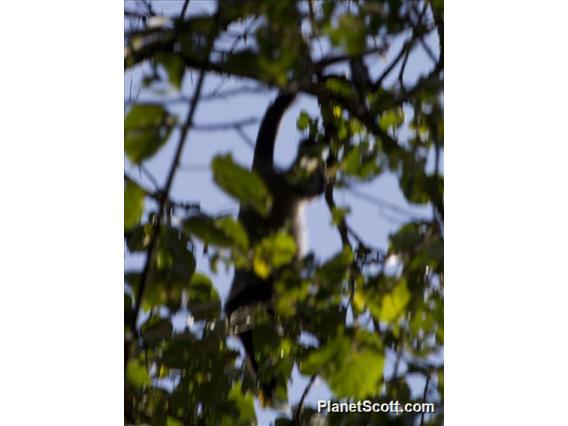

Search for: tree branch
xmin=130 ymin=19 xmax=216 ymax=336
xmin=179 ymin=0 xmax=190 ymax=19
xmin=315 ymin=45 xmax=389 ymax=70
xmin=325 ymin=182 xmax=350 ymax=248
xmin=420 ymin=372 xmax=431 ymax=426
xmin=343 ymin=185 xmax=421 ymax=218
xmin=293 ymin=374 xmax=318 ymax=425
xmin=234 ymin=125 xmax=255 ymax=149
xmin=161 ymin=86 xmax=268 ymax=105
xmin=124 ymin=173 xmax=200 ymax=211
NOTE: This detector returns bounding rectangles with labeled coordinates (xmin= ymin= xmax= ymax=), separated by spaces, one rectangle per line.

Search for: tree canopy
xmin=124 ymin=1 xmax=443 ymax=424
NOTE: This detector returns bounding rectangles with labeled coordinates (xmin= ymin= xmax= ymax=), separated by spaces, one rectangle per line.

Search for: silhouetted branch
xmin=124 ymin=173 xmax=200 ymax=212
xmin=138 ymin=164 xmax=160 ymax=190
xmin=398 ymin=48 xmax=411 ymax=90
xmin=343 ymin=185 xmax=421 ymax=217
xmin=420 ymin=373 xmax=431 ymax=426
xmin=234 ymin=126 xmax=255 ymax=149
xmin=162 ymin=86 xmax=268 ymax=105
xmin=315 ymin=45 xmax=389 ymax=70
xmin=179 ymin=0 xmax=190 ymax=19
xmin=131 ymin=16 xmax=217 ymax=336
xmin=419 ymin=37 xmax=438 ymax=64
xmin=324 ymin=185 xmax=350 ymax=248
xmin=374 ymin=37 xmax=416 ymax=90
xmin=293 ymin=374 xmax=318 ymax=425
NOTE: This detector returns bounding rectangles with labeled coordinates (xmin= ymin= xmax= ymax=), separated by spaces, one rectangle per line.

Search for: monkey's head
xmin=286 ymin=138 xmax=328 ymax=196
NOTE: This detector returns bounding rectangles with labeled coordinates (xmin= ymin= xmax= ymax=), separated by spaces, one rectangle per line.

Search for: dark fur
xmin=225 ymin=91 xmax=325 ymax=404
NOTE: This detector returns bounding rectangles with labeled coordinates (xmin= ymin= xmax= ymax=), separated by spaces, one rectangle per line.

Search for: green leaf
xmin=341 ymin=143 xmax=381 ymax=180
xmin=185 ymin=215 xmax=248 ymax=250
xmin=331 ymin=206 xmax=350 ymax=225
xmin=187 ymin=273 xmax=220 ymax=321
xmin=126 ymin=359 xmax=150 ymax=388
xmin=155 ymin=51 xmax=185 ymax=89
xmin=317 ymin=247 xmax=353 ymax=287
xmin=127 ymin=227 xmax=196 ymax=312
xmin=296 ymin=111 xmax=310 ymax=130
xmin=124 ymin=181 xmax=145 ymax=230
xmin=376 ymin=279 xmax=411 ymax=324
xmin=274 ymin=272 xmax=309 ymax=316
xmin=253 ymin=231 xmax=297 ymax=279
xmin=324 ymin=14 xmax=366 ymax=56
xmin=325 ymin=77 xmax=355 ymax=98
xmin=390 ymin=223 xmax=423 ymax=252
xmin=224 ymin=382 xmax=256 ymax=426
xmin=125 ymin=223 xmax=153 ymax=252
xmin=379 ymin=108 xmax=404 ymax=131
xmin=216 ymin=217 xmax=249 ymax=250
xmin=301 ymin=331 xmax=384 ymax=398
xmin=212 ymin=154 xmax=272 ymax=217
xmin=125 ymin=104 xmax=175 ymax=164
xmin=166 ymin=417 xmax=184 ymax=426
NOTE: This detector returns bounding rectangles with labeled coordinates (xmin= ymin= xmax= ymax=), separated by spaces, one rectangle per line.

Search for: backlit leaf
xmin=125 ymin=104 xmax=175 ymax=163
xmin=212 ymin=154 xmax=272 ymax=217
xmin=155 ymin=51 xmax=185 ymax=89
xmin=124 ymin=181 xmax=145 ymax=230
xmin=253 ymin=231 xmax=297 ymax=278
xmin=126 ymin=359 xmax=150 ymax=388
xmin=376 ymin=279 xmax=410 ymax=324
xmin=301 ymin=331 xmax=384 ymax=398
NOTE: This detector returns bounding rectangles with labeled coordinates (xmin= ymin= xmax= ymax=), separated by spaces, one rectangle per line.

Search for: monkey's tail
xmin=252 ymin=91 xmax=297 ymax=171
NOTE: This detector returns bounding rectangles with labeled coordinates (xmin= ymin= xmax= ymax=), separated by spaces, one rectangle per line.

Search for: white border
xmin=446 ymin=1 xmax=568 ymax=424
xmin=0 ymin=1 xmax=123 ymax=424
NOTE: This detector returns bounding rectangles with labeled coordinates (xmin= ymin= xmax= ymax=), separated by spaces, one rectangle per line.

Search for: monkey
xmin=224 ymin=91 xmax=326 ymax=405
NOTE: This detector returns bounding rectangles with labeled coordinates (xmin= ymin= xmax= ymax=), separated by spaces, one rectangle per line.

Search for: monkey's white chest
xmin=292 ymin=202 xmax=308 ymax=258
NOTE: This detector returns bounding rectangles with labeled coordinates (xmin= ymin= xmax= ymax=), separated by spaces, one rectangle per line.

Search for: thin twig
xmin=374 ymin=37 xmax=416 ymax=90
xmin=391 ymin=331 xmax=405 ymax=380
xmin=420 ymin=373 xmax=431 ymax=426
xmin=293 ymin=374 xmax=318 ymax=425
xmin=179 ymin=0 xmax=190 ymax=19
xmin=419 ymin=37 xmax=438 ymax=64
xmin=325 ymin=185 xmax=350 ymax=247
xmin=374 ymin=2 xmax=432 ymax=91
xmin=124 ymin=173 xmax=200 ymax=211
xmin=315 ymin=45 xmax=389 ymax=70
xmin=344 ymin=185 xmax=420 ymax=217
xmin=138 ymin=164 xmax=160 ymax=190
xmin=234 ymin=126 xmax=255 ymax=149
xmin=137 ymin=0 xmax=156 ymax=17
xmin=162 ymin=86 xmax=267 ymax=104
xmin=124 ymin=173 xmax=155 ymax=199
xmin=398 ymin=48 xmax=411 ymax=91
